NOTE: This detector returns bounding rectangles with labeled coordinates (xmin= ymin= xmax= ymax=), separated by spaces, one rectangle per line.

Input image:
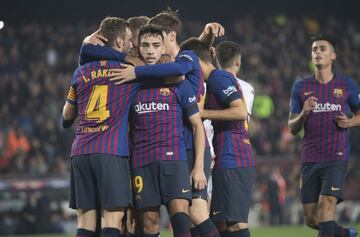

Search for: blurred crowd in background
xmin=1 ymin=15 xmax=360 ymax=234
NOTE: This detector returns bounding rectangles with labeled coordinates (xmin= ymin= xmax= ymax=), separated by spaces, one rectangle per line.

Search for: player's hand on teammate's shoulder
xmin=190 ymin=167 xmax=207 ymax=190
xmin=203 ymin=22 xmax=225 ymax=37
xmin=83 ymin=30 xmax=108 ymax=46
xmin=109 ymin=64 xmax=136 ymax=85
xmin=302 ymin=96 xmax=318 ymax=117
xmin=158 ymin=54 xmax=173 ymax=64
xmin=336 ymin=112 xmax=352 ymax=128
xmin=124 ymin=55 xmax=145 ymax=67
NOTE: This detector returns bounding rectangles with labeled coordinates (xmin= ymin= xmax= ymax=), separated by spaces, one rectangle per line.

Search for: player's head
xmin=215 ymin=41 xmax=241 ymax=73
xmin=98 ymin=16 xmax=132 ymax=53
xmin=127 ymin=16 xmax=150 ymax=48
xmin=148 ymin=8 xmax=181 ymax=49
xmin=138 ymin=24 xmax=165 ymax=65
xmin=180 ymin=37 xmax=212 ymax=63
xmin=310 ymin=34 xmax=336 ymax=69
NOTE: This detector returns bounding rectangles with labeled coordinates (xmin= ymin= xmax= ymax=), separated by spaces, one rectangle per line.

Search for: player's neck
xmin=223 ymin=66 xmax=238 ymax=77
xmin=314 ymin=67 xmax=334 ymax=84
xmin=202 ymin=63 xmax=216 ymax=81
xmin=168 ymin=44 xmax=180 ymax=58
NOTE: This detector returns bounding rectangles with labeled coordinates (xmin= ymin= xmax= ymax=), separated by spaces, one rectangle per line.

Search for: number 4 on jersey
xmin=86 ymin=85 xmax=110 ymax=123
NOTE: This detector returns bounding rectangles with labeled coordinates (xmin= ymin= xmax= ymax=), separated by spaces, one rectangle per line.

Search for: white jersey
xmin=236 ymin=77 xmax=255 ymax=119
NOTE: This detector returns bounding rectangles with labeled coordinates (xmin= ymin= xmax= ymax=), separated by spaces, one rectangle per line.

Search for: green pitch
xmin=17 ymin=224 xmax=360 ymax=237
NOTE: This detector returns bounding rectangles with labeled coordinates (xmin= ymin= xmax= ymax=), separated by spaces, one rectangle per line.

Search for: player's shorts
xmin=69 ymin=154 xmax=131 ymax=210
xmin=210 ymin=167 xmax=254 ymax=223
xmin=300 ymin=160 xmax=348 ymax=204
xmin=132 ymin=160 xmax=192 ymax=209
xmin=187 ymin=148 xmax=212 ymax=200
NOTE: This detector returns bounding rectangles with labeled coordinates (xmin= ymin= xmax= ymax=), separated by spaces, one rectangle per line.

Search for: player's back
xmin=70 ymin=60 xmax=140 ymax=157
xmin=205 ymin=70 xmax=255 ymax=168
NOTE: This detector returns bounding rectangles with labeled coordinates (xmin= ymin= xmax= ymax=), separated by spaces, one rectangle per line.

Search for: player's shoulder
xmin=292 ymin=75 xmax=314 ymax=90
xmin=336 ymin=73 xmax=357 ymax=86
xmin=173 ymin=79 xmax=193 ymax=93
xmin=178 ymin=50 xmax=198 ymax=62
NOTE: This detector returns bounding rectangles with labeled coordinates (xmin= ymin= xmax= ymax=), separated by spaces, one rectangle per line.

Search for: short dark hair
xmin=215 ymin=41 xmax=241 ymax=69
xmin=138 ymin=24 xmax=164 ymax=45
xmin=98 ymin=17 xmax=129 ymax=47
xmin=180 ymin=37 xmax=212 ymax=63
xmin=310 ymin=34 xmax=336 ymax=48
xmin=127 ymin=16 xmax=150 ymax=33
xmin=148 ymin=8 xmax=181 ymax=41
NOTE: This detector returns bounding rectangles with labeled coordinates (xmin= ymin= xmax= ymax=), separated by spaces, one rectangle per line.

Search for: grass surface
xmin=15 ymin=224 xmax=360 ymax=237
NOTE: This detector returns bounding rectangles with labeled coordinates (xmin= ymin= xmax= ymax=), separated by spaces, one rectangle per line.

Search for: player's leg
xmin=188 ymin=149 xmax=219 ymax=237
xmin=167 ymin=198 xmax=192 ymax=237
xmin=132 ymin=162 xmax=162 ymax=236
xmin=300 ymin=162 xmax=321 ymax=230
xmin=162 ymin=160 xmax=192 ymax=237
xmin=210 ymin=167 xmax=254 ymax=237
xmin=70 ymin=155 xmax=98 ymax=237
xmin=317 ymin=161 xmax=356 ymax=237
xmin=92 ymin=155 xmax=132 ymax=237
xmin=126 ymin=208 xmax=142 ymax=237
xmin=141 ymin=207 xmax=161 ymax=235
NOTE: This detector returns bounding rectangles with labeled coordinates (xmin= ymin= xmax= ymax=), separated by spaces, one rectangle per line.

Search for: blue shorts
xmin=210 ymin=167 xmax=254 ymax=223
xmin=69 ymin=154 xmax=131 ymax=210
xmin=187 ymin=148 xmax=212 ymax=200
xmin=132 ymin=160 xmax=191 ymax=209
xmin=300 ymin=160 xmax=348 ymax=204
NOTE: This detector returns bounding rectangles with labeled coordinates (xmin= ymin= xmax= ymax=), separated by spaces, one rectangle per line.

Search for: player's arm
xmin=61 ymin=102 xmax=77 ymax=129
xmin=179 ymin=81 xmax=206 ymax=190
xmin=288 ymin=96 xmax=317 ymax=135
xmin=202 ymin=98 xmax=247 ymax=121
xmin=188 ymin=113 xmax=207 ymax=190
xmin=109 ymin=54 xmax=194 ymax=84
xmin=198 ymin=22 xmax=225 ymax=48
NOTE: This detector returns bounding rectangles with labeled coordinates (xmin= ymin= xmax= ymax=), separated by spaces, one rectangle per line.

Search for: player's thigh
xmin=160 ymin=160 xmax=192 ymax=207
xmin=70 ymin=155 xmax=97 ymax=210
xmin=132 ymin=162 xmax=162 ymax=209
xmin=210 ymin=167 xmax=254 ymax=223
xmin=77 ymin=209 xmax=97 ymax=231
xmin=90 ymin=154 xmax=132 ymax=209
xmin=189 ymin=197 xmax=209 ymax=225
xmin=101 ymin=208 xmax=126 ymax=229
xmin=167 ymin=198 xmax=190 ymax=217
xmin=300 ymin=162 xmax=321 ymax=204
xmin=319 ymin=160 xmax=348 ymax=203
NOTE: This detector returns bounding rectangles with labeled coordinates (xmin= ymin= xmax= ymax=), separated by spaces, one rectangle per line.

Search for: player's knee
xmin=189 ymin=199 xmax=209 ymax=225
xmin=77 ymin=209 xmax=97 ymax=231
xmin=143 ymin=214 xmax=160 ymax=234
xmin=167 ymin=199 xmax=190 ymax=217
xmin=101 ymin=209 xmax=125 ymax=229
xmin=227 ymin=222 xmax=248 ymax=231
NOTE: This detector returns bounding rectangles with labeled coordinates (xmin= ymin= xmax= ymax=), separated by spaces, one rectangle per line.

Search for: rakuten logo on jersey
xmin=223 ymin=86 xmax=237 ymax=96
xmin=313 ymin=102 xmax=341 ymax=113
xmin=135 ymin=102 xmax=170 ymax=114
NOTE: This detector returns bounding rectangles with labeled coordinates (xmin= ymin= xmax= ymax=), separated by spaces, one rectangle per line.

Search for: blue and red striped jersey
xmin=66 ymin=60 xmax=141 ymax=157
xmin=134 ymin=50 xmax=205 ymax=150
xmin=290 ymin=74 xmax=360 ymax=163
xmin=205 ymin=70 xmax=256 ymax=169
xmin=131 ymin=80 xmax=199 ymax=168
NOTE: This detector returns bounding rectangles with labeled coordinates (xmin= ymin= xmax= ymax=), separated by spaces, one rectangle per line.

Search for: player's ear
xmin=235 ymin=56 xmax=241 ymax=67
xmin=115 ymin=36 xmax=123 ymax=50
xmin=169 ymin=31 xmax=177 ymax=42
xmin=331 ymin=51 xmax=337 ymax=61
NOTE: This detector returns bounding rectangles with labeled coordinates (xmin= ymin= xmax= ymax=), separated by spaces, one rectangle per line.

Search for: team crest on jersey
xmin=160 ymin=88 xmax=170 ymax=96
xmin=333 ymin=88 xmax=343 ymax=98
xmin=100 ymin=60 xmax=107 ymax=66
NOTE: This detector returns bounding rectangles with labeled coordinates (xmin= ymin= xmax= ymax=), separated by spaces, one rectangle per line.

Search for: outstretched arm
xmin=198 ymin=22 xmax=225 ymax=48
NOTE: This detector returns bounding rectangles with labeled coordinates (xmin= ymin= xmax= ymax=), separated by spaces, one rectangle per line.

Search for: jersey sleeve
xmin=79 ymin=44 xmax=126 ymax=65
xmin=347 ymin=77 xmax=360 ymax=113
xmin=208 ymin=72 xmax=241 ymax=106
xmin=177 ymin=81 xmax=199 ymax=118
xmin=289 ymin=80 xmax=302 ymax=114
xmin=135 ymin=51 xmax=195 ymax=78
